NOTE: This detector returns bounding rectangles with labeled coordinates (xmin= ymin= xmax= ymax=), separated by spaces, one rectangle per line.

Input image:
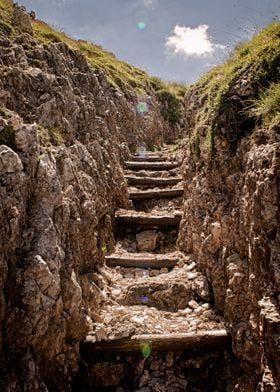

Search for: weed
xmin=37 ymin=125 xmax=64 ymax=147
xmin=249 ymin=83 xmax=280 ymax=125
xmin=101 ymin=245 xmax=107 ymax=254
xmin=0 ymin=107 xmax=10 ymax=118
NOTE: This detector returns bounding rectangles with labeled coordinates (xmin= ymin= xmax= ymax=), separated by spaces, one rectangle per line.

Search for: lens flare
xmin=137 ymin=102 xmax=148 ymax=114
xmin=136 ymin=145 xmax=147 ymax=157
xmin=141 ymin=343 xmax=152 ymax=358
xmin=140 ymin=294 xmax=149 ymax=304
xmin=138 ymin=22 xmax=146 ymax=30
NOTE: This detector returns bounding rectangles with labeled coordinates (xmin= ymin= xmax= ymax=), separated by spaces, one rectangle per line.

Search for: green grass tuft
xmin=249 ymin=83 xmax=280 ymax=125
xmin=37 ymin=124 xmax=64 ymax=147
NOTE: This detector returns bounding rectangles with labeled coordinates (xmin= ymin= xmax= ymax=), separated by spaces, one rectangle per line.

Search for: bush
xmin=156 ymin=90 xmax=183 ymax=125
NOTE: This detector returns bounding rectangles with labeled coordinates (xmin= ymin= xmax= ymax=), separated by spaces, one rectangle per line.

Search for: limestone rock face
xmin=178 ymin=89 xmax=280 ymax=390
xmin=11 ymin=4 xmax=33 ymax=35
xmin=0 ymin=23 xmax=169 ymax=391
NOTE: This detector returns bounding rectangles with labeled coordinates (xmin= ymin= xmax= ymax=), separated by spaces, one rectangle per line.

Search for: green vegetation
xmin=249 ymin=83 xmax=280 ymax=127
xmin=187 ymin=21 xmax=280 ymax=155
xmin=0 ymin=0 xmax=186 ymax=127
xmin=31 ymin=18 xmax=186 ymax=101
xmin=32 ymin=18 xmax=150 ymax=94
xmin=156 ymin=90 xmax=183 ymax=125
xmin=150 ymin=77 xmax=186 ymax=126
xmin=0 ymin=0 xmax=14 ymax=35
xmin=0 ymin=106 xmax=10 ymax=118
xmin=37 ymin=125 xmax=64 ymax=147
xmin=101 ymin=245 xmax=107 ymax=254
xmin=0 ymin=0 xmax=12 ymax=21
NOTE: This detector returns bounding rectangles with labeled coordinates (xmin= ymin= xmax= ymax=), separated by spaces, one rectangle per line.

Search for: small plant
xmin=249 ymin=83 xmax=280 ymax=125
xmin=37 ymin=125 xmax=64 ymax=147
xmin=0 ymin=19 xmax=13 ymax=35
xmin=101 ymin=245 xmax=107 ymax=254
xmin=0 ymin=107 xmax=10 ymax=118
xmin=49 ymin=127 xmax=64 ymax=145
xmin=147 ymin=143 xmax=160 ymax=152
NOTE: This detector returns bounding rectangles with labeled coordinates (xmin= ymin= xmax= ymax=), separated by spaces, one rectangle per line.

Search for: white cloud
xmin=165 ymin=24 xmax=225 ymax=58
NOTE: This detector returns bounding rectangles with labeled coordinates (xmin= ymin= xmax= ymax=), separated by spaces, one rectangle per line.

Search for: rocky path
xmin=78 ymin=148 xmax=232 ymax=391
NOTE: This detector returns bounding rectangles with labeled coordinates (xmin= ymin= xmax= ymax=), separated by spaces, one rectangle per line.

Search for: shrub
xmin=156 ymin=90 xmax=183 ymax=125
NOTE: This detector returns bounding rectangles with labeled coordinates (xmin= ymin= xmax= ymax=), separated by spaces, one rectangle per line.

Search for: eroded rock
xmin=12 ymin=4 xmax=33 ymax=35
xmin=136 ymin=230 xmax=160 ymax=252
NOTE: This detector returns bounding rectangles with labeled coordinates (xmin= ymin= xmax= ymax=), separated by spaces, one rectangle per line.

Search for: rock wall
xmin=178 ymin=84 xmax=280 ymax=390
xmin=0 ymin=13 xmax=171 ymax=391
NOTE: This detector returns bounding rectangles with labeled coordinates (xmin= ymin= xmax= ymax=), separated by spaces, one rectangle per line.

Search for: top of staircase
xmin=125 ymin=161 xmax=180 ymax=171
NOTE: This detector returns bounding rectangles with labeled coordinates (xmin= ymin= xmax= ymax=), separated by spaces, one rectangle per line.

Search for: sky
xmin=20 ymin=0 xmax=279 ymax=84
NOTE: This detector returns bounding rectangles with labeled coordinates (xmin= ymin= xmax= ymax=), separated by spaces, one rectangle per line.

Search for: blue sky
xmin=20 ymin=0 xmax=279 ymax=84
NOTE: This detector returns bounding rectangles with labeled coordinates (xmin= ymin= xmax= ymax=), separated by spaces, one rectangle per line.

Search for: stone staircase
xmin=80 ymin=148 xmax=230 ymax=391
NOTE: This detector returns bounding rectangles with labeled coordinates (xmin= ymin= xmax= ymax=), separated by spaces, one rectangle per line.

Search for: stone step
xmin=82 ymin=330 xmax=230 ymax=354
xmin=125 ymin=175 xmax=183 ymax=187
xmin=125 ymin=161 xmax=179 ymax=171
xmin=105 ymin=253 xmax=179 ymax=269
xmin=125 ymin=170 xmax=179 ymax=178
xmin=115 ymin=209 xmax=182 ymax=227
xmin=129 ymin=187 xmax=183 ymax=200
xmin=130 ymin=155 xmax=169 ymax=162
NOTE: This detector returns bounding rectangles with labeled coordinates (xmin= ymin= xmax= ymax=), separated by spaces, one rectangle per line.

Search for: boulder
xmin=12 ymin=4 xmax=33 ymax=35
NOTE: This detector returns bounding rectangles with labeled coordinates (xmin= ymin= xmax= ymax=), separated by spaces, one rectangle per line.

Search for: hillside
xmin=0 ymin=0 xmax=185 ymax=107
xmin=184 ymin=21 xmax=280 ymax=156
xmin=178 ymin=20 xmax=280 ymax=392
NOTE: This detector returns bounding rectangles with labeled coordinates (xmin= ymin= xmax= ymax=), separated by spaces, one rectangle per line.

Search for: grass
xmin=37 ymin=124 xmax=65 ymax=147
xmin=31 ymin=18 xmax=187 ymax=101
xmin=0 ymin=0 xmax=186 ymax=129
xmin=0 ymin=0 xmax=12 ymax=20
xmin=32 ymin=18 xmax=150 ymax=95
xmin=187 ymin=21 xmax=280 ymax=155
xmin=0 ymin=0 xmax=14 ymax=35
xmin=150 ymin=77 xmax=186 ymax=125
xmin=0 ymin=106 xmax=10 ymax=118
xmin=249 ymin=83 xmax=280 ymax=126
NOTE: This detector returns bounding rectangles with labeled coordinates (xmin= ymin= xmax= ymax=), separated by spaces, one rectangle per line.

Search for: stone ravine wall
xmin=178 ymin=90 xmax=280 ymax=390
xmin=0 ymin=14 xmax=172 ymax=392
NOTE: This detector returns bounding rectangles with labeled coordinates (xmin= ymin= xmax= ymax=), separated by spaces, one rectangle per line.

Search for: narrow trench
xmin=73 ymin=147 xmax=241 ymax=391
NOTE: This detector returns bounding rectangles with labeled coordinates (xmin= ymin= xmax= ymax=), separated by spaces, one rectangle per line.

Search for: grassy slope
xmin=33 ymin=19 xmax=151 ymax=96
xmin=0 ymin=0 xmax=152 ymax=95
xmin=0 ymin=0 xmax=186 ymax=130
xmin=32 ymin=21 xmax=187 ymax=103
xmin=2 ymin=0 xmax=187 ymax=98
xmin=0 ymin=0 xmax=13 ymax=34
xmin=187 ymin=22 xmax=280 ymax=155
